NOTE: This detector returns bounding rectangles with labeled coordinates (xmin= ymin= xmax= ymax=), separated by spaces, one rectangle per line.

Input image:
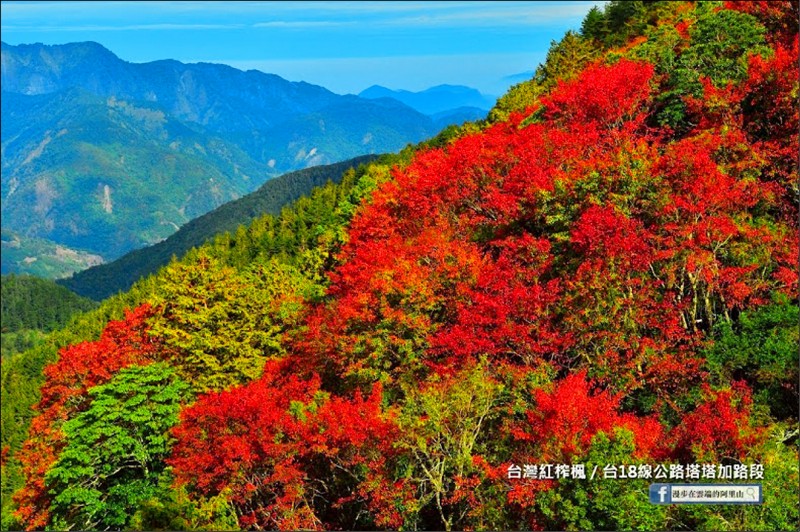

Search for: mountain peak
xmin=424 ymin=84 xmax=475 ymax=93
xmin=358 ymin=84 xmax=496 ymax=115
xmin=4 ymin=40 xmax=120 ymax=59
xmin=362 ymin=84 xmax=388 ymax=92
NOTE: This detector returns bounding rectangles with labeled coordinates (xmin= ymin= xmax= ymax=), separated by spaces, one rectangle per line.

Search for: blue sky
xmin=0 ymin=1 xmax=605 ymax=96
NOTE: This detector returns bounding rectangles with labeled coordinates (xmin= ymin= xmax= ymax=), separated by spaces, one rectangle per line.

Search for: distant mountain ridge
xmin=358 ymin=84 xmax=496 ymax=115
xmin=1 ymin=41 xmax=341 ymax=132
xmin=502 ymin=71 xmax=535 ymax=83
xmin=1 ymin=41 xmax=447 ymax=276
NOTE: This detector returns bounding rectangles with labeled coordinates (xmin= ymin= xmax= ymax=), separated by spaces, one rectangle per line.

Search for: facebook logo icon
xmin=650 ymin=484 xmax=671 ymax=504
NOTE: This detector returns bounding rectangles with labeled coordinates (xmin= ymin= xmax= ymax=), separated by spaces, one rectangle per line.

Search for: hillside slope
xmin=0 ymin=274 xmax=97 ymax=358
xmin=58 ymin=155 xmax=379 ymax=300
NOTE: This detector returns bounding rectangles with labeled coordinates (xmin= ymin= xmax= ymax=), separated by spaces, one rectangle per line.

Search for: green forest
xmin=0 ymin=275 xmax=97 ymax=358
xmin=1 ymin=2 xmax=798 ymax=531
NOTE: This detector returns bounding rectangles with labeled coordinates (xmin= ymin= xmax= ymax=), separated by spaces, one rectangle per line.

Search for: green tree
xmin=602 ymin=1 xmax=649 ymax=47
xmin=672 ymin=428 xmax=799 ymax=531
xmin=396 ymin=363 xmax=504 ymax=531
xmin=580 ymin=6 xmax=607 ymax=41
xmin=0 ymin=274 xmax=96 ymax=337
xmin=534 ymin=31 xmax=600 ymax=88
xmin=130 ymin=478 xmax=239 ymax=531
xmin=44 ymin=363 xmax=189 ymax=531
xmin=653 ymin=5 xmax=769 ymax=130
xmin=705 ymin=295 xmax=799 ymax=420
xmin=489 ymin=31 xmax=599 ymax=123
xmin=535 ymin=429 xmax=668 ymax=531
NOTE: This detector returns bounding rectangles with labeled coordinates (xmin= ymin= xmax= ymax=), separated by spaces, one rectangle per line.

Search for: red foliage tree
xmin=510 ymin=371 xmax=663 ymax=463
xmin=169 ymin=359 xmax=401 ymax=530
xmin=503 ymin=371 xmax=664 ymax=528
xmin=430 ymin=234 xmax=568 ymax=369
xmin=561 ymin=202 xmax=702 ymax=391
xmin=742 ymin=37 xmax=800 ymax=227
xmin=665 ymin=382 xmax=765 ymax=462
xmin=542 ymin=59 xmax=655 ymax=129
xmin=652 ymin=130 xmax=791 ymax=330
xmin=291 ymin=58 xmax=666 ymax=393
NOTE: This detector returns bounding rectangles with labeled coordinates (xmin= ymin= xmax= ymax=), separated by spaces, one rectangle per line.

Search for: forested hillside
xmin=58 ymin=154 xmax=379 ymax=301
xmin=0 ymin=275 xmax=96 ymax=357
xmin=2 ymin=2 xmax=797 ymax=531
xmin=0 ymin=275 xmax=95 ymax=333
xmin=0 ymin=152 xmax=407 ymax=526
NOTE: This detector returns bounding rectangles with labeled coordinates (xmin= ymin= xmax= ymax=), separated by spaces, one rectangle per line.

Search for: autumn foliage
xmin=9 ymin=2 xmax=799 ymax=531
xmin=511 ymin=371 xmax=664 ymax=463
xmin=666 ymin=383 xmax=765 ymax=463
xmin=169 ymin=359 xmax=400 ymax=530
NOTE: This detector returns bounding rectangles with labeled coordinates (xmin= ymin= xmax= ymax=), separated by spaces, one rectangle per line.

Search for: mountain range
xmin=1 ymin=42 xmax=486 ymax=277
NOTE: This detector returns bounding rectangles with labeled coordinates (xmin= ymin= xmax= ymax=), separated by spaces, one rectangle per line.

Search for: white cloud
xmin=252 ymin=20 xmax=352 ymax=29
xmin=0 ymin=1 xmax=463 ymax=19
xmin=378 ymin=2 xmax=604 ymax=28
